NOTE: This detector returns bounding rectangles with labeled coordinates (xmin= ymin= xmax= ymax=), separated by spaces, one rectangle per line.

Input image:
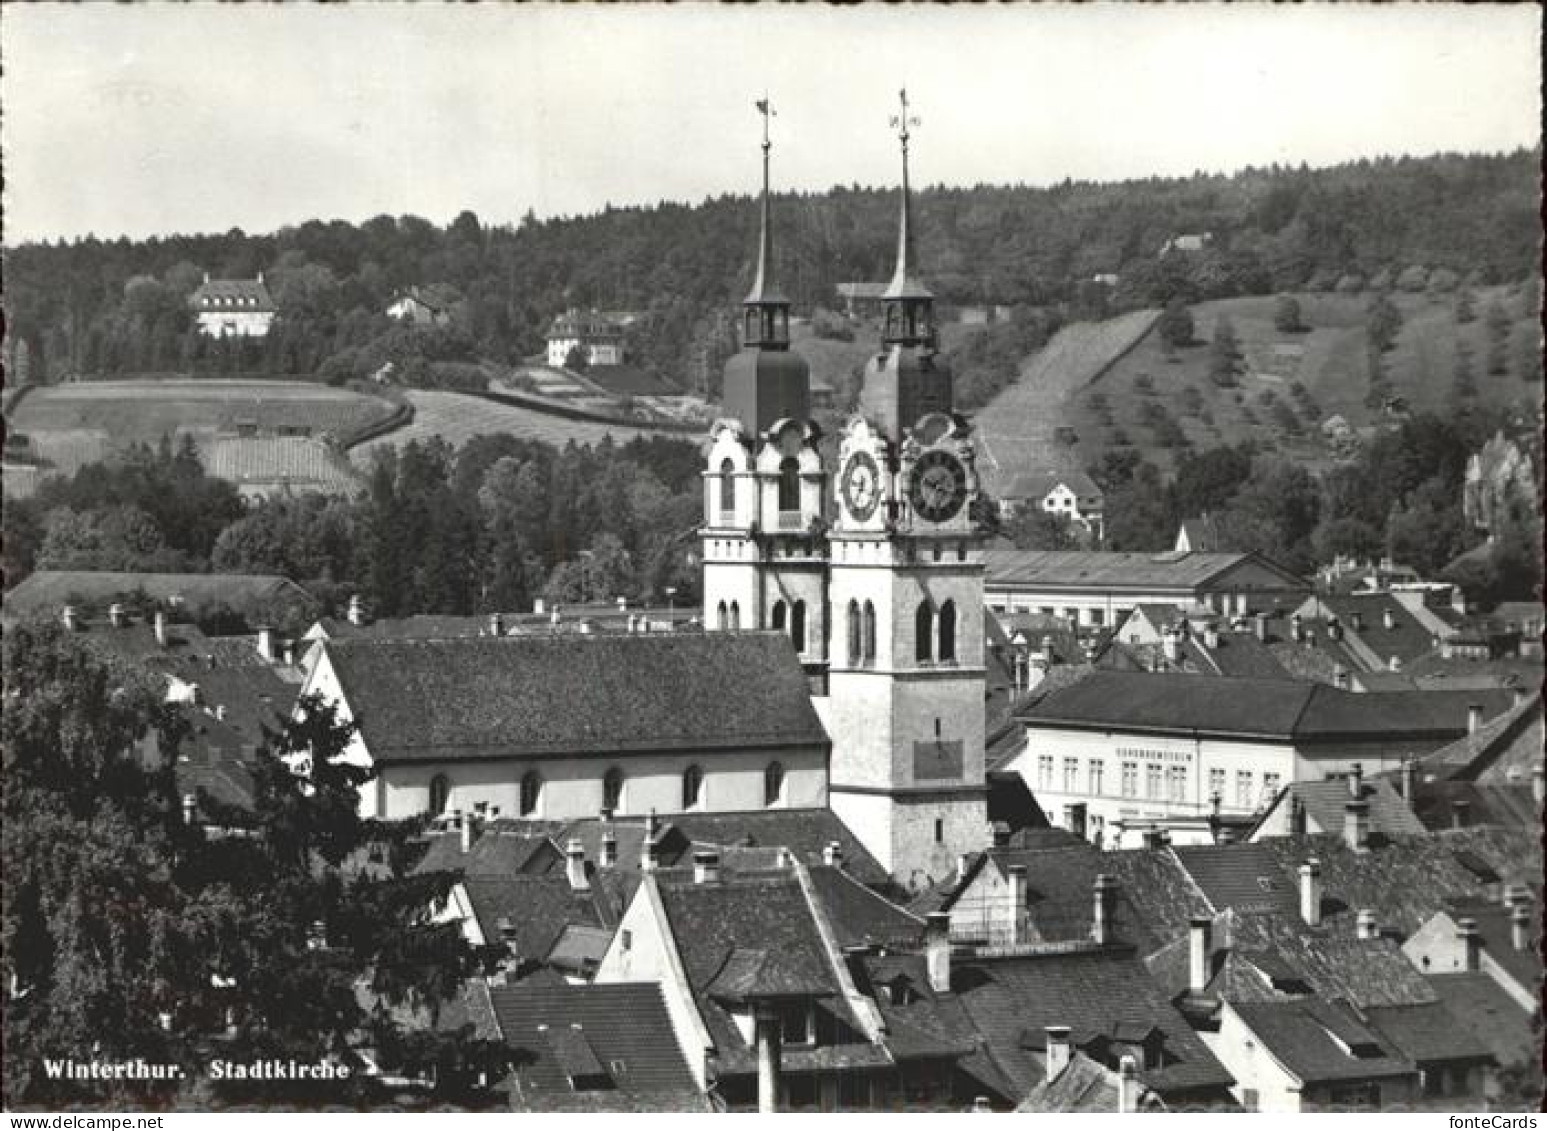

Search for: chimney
xmin=1333 ymin=665 xmax=1350 ymax=691
xmin=925 ymin=912 xmax=952 ymax=993
xmin=822 ymin=840 xmax=844 ymax=869
xmin=1006 ymin=864 xmax=1028 ymax=945
xmin=1510 ymin=902 xmax=1533 ymax=951
xmin=1347 ymin=763 xmax=1363 ymax=799
xmin=282 ymin=644 xmax=295 ymax=667
xmin=600 ymin=828 xmax=619 ymax=869
xmin=61 ymin=605 xmax=79 ymax=632
xmin=641 ymin=811 xmax=660 ymax=872
xmin=346 ymin=594 xmax=365 ymax=626
xmin=754 ymin=1002 xmax=782 ymax=1114
xmin=566 ymin=838 xmax=590 ymax=890
xmin=1356 ymin=910 xmax=1379 ymax=940
xmin=214 ymin=704 xmax=227 ymax=722
xmin=1188 ymin=916 xmax=1211 ymax=995
xmin=693 ymin=849 xmax=720 ymax=885
xmin=1382 ymin=608 xmax=1395 ymax=631
xmin=1044 ymin=1026 xmax=1072 ymax=1082
xmin=1400 ymin=757 xmax=1416 ymax=801
xmin=1203 ymin=623 xmax=1220 ymax=650
xmin=1533 ymin=767 xmax=1545 ymax=805
xmin=182 ymin=793 xmax=198 ymax=825
xmin=1289 ymin=795 xmax=1307 ymax=836
xmin=488 ymin=612 xmax=504 ymax=637
xmin=458 ymin=811 xmax=473 ymax=854
xmin=1117 ymin=1055 xmax=1138 ymax=1114
xmin=255 ymin=625 xmax=275 ymax=662
xmin=1344 ymin=799 xmax=1370 ymax=852
xmin=1291 ymin=613 xmax=1304 ymax=642
xmin=107 ymin=603 xmax=125 ymax=628
xmin=1451 ymin=798 xmax=1470 ymax=829
xmin=1254 ymin=612 xmax=1270 ymax=642
xmin=1350 ymin=611 xmax=1364 ymax=632
xmin=1161 ymin=629 xmax=1180 ymax=664
xmin=1512 ymin=687 xmax=1526 ymax=709
xmin=1328 ymin=617 xmax=1343 ymax=642
xmin=1457 ymin=917 xmax=1481 ymax=971
xmin=1299 ymin=859 xmax=1323 ymax=926
xmin=1467 ymin=703 xmax=1483 ymax=735
xmin=1092 ymin=874 xmax=1118 ymax=946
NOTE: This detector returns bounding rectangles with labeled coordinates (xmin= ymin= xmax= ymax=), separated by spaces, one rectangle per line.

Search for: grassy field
xmin=349 ymin=390 xmax=672 ymax=465
xmin=205 ymin=436 xmax=362 ymax=496
xmin=973 ymin=309 xmax=1160 ymax=493
xmin=1065 ymin=285 xmax=1540 ymax=475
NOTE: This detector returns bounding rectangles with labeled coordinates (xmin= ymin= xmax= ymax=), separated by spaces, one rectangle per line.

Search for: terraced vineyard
xmin=349 ymin=389 xmax=670 ymax=464
xmin=205 ymin=436 xmax=362 ymax=496
xmin=973 ymin=309 xmax=1160 ymax=493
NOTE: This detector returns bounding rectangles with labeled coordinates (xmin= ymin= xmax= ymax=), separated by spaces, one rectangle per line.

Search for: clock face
xmin=907 ymin=449 xmax=968 ymax=523
xmin=841 ymin=451 xmax=881 ymax=522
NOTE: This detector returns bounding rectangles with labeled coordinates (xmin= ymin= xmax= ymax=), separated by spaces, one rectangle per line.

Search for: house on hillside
xmin=386 ymin=285 xmax=459 ymax=327
xmin=190 ymin=273 xmax=275 ymax=338
xmin=300 ymin=632 xmax=831 ymax=821
xmin=999 ymin=471 xmax=1105 ymax=538
xmin=546 ymin=309 xmax=625 ymax=368
xmin=1160 ymin=233 xmax=1213 ymax=256
xmin=1174 ymin=516 xmax=1223 ymax=553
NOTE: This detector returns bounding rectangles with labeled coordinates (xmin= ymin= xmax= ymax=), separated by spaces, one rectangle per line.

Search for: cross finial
xmin=755 ymin=96 xmax=776 ymax=153
xmin=890 ymin=87 xmax=920 ymax=152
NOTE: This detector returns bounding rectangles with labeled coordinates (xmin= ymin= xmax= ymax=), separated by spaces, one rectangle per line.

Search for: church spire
xmin=881 ymin=89 xmax=934 ymax=346
xmin=740 ymin=98 xmax=790 ymax=347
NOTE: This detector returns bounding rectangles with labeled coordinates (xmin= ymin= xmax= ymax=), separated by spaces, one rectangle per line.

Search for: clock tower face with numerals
xmin=841 ymin=451 xmax=882 ymax=523
xmin=906 ymin=449 xmax=968 ymax=523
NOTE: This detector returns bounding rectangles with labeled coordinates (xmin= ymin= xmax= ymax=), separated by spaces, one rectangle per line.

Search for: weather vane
xmin=755 ymin=96 xmax=776 ymax=152
xmin=890 ymin=87 xmax=920 ymax=151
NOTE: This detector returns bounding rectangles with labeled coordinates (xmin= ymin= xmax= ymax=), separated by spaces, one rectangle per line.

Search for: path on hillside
xmin=973 ymin=309 xmax=1159 ymax=493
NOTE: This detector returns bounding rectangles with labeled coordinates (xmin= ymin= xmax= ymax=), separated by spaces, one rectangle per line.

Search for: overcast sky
xmin=2 ymin=4 xmax=1540 ymax=244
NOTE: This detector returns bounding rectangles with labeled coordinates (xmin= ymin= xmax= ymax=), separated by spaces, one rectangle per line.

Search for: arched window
xmin=915 ymin=602 xmax=935 ymax=663
xmin=847 ymin=600 xmax=862 ymax=666
xmin=682 ymin=764 xmax=704 ymax=810
xmin=428 ymin=774 xmax=451 ymax=815
xmin=862 ymin=601 xmax=877 ymax=665
xmin=603 ymin=767 xmax=625 ymax=813
xmin=730 ymin=601 xmax=741 ymax=630
xmin=938 ymin=599 xmax=957 ymax=663
xmin=719 ymin=457 xmax=736 ymax=516
xmin=791 ymin=600 xmax=806 ymax=654
xmin=520 ymin=771 xmax=543 ymax=817
xmin=771 ymin=600 xmax=787 ymax=632
xmin=764 ymin=761 xmax=786 ymax=807
xmin=778 ymin=457 xmax=800 ymax=514
xmin=716 ymin=600 xmax=728 ymax=631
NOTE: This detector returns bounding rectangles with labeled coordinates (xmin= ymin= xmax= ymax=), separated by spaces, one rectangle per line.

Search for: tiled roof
xmin=1426 ymin=972 xmax=1539 ymax=1069
xmin=1176 ymin=517 xmax=1223 ymax=553
xmin=1275 ymin=777 xmax=1427 ymax=839
xmin=1406 ymin=780 xmax=1539 ymax=832
xmin=1299 ymin=593 xmax=1437 ymax=670
xmin=1227 ymin=998 xmax=1414 ymax=1084
xmin=1416 ymin=692 xmax=1543 ymax=783
xmin=1101 ymin=848 xmax=1211 ymax=951
xmin=544 ymin=924 xmax=613 ymax=975
xmin=1017 ymin=1051 xmax=1162 ymax=1112
xmin=952 ymin=948 xmax=1235 ymax=1099
xmin=191 ymin=277 xmax=275 ymax=312
xmin=1364 ymin=1002 xmax=1496 ymax=1067
xmin=459 ymin=875 xmax=615 ymax=961
xmin=1179 ymin=633 xmax=1294 ymax=680
xmin=1172 ymin=844 xmax=1302 ymax=918
xmin=1019 ymin=671 xmax=1510 ymax=741
xmin=707 ymin=947 xmax=834 ymax=1002
xmin=322 ymin=633 xmax=827 ymax=763
xmin=175 ymin=711 xmax=259 ymax=813
xmin=657 ymin=809 xmax=888 ymax=887
xmin=1003 ymin=471 xmax=1103 ymax=503
xmin=804 ymin=864 xmax=923 ymax=948
xmin=3 ymin=570 xmax=310 ymax=619
xmin=985 ymin=550 xmax=1300 ymax=592
xmin=413 ymin=827 xmax=560 ymax=877
xmin=489 ymin=982 xmax=706 ymax=1111
xmin=1228 ymin=918 xmax=1437 ymax=1009
xmin=1441 ymin=897 xmax=1542 ymax=993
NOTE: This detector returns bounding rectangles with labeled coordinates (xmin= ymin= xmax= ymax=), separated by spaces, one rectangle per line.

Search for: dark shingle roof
xmin=1417 ymin=692 xmax=1543 ymax=783
xmin=1406 ymin=780 xmax=1540 ymax=832
xmin=660 ymin=810 xmax=887 ymax=886
xmin=1364 ymin=1002 xmax=1496 ymax=1067
xmin=191 ymin=277 xmax=275 ymax=312
xmin=986 ymin=549 xmax=1303 ymax=592
xmin=1426 ymin=972 xmax=1541 ymax=1069
xmin=1441 ymin=897 xmax=1542 ymax=993
xmin=322 ymin=633 xmax=827 ymax=762
xmin=4 ymin=570 xmax=310 ymax=619
xmin=459 ymin=875 xmax=614 ymax=961
xmin=489 ymin=982 xmax=706 ymax=1111
xmin=1227 ymin=998 xmax=1414 ymax=1085
xmin=952 ymin=948 xmax=1235 ymax=1099
xmin=1019 ymin=671 xmax=1510 ymax=741
xmin=1018 ymin=1051 xmax=1162 ymax=1112
xmin=1172 ymin=844 xmax=1302 ymax=918
xmin=1275 ymin=777 xmax=1427 ymax=839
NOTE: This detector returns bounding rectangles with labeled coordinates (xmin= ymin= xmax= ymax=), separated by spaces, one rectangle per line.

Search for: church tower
xmin=702 ymin=101 xmax=828 ymax=690
xmin=825 ymin=91 xmax=988 ymax=889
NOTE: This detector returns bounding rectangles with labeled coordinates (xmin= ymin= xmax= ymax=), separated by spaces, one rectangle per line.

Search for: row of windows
xmin=1035 ymin=757 xmax=1281 ymax=808
xmin=200 ymin=296 xmax=265 ymax=308
xmin=426 ymin=761 xmax=789 ymax=817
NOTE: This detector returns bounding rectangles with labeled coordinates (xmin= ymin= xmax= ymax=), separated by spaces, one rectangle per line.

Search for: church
xmin=702 ymin=95 xmax=990 ymax=889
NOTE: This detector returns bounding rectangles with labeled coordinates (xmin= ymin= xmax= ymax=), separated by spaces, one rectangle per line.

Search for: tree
xmin=1512 ymin=323 xmax=1542 ymax=382
xmin=1003 ymin=507 xmax=1083 ymax=551
xmin=1366 ymin=293 xmax=1403 ymax=353
xmin=1385 ymin=475 xmax=1469 ymax=577
xmin=1212 ymin=456 xmax=1320 ymax=572
xmin=1156 ymin=299 xmax=1195 ymax=350
xmin=1273 ymin=294 xmax=1306 ymax=333
xmin=1454 ymin=288 xmax=1476 ymax=324
xmin=1483 ymin=298 xmax=1512 ymax=375
xmin=563 ymin=343 xmax=589 ymax=373
xmin=1208 ymin=315 xmax=1243 ymax=387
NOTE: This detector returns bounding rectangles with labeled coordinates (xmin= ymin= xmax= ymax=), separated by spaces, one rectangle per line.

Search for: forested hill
xmin=4 ymin=148 xmax=1538 ymax=389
